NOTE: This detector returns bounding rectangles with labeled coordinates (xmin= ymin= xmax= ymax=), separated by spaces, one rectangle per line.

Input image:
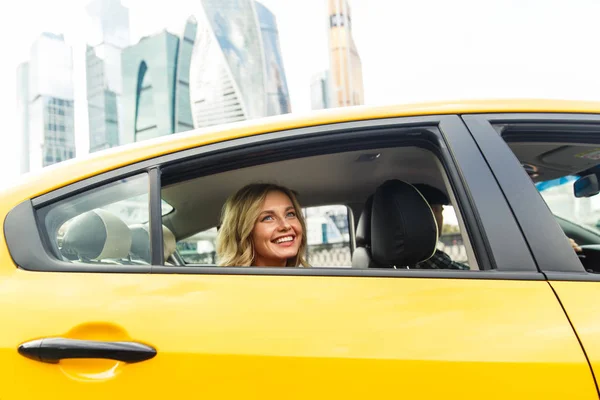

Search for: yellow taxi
xmin=2 ymin=99 xmax=600 ymax=398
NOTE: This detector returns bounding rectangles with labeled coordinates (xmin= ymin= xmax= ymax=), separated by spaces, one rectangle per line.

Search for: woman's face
xmin=252 ymin=190 xmax=303 ymax=267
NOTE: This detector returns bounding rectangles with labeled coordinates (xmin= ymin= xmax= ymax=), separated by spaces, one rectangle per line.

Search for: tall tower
xmin=86 ymin=0 xmax=130 ymax=152
xmin=328 ymin=0 xmax=364 ymax=107
xmin=18 ymin=33 xmax=76 ymax=173
xmin=189 ymin=0 xmax=291 ymax=129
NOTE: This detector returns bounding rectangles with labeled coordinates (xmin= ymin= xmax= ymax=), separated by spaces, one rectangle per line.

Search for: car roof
xmin=3 ymin=98 xmax=600 ymax=207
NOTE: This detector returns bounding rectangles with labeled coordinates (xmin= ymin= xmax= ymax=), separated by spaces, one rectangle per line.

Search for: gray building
xmin=86 ymin=0 xmax=130 ymax=152
xmin=190 ymin=0 xmax=291 ymax=129
xmin=121 ymin=17 xmax=197 ymax=144
xmin=310 ymin=70 xmax=331 ymax=110
xmin=17 ymin=33 xmax=76 ymax=173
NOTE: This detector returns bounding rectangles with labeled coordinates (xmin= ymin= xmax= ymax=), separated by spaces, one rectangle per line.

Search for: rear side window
xmin=38 ymin=174 xmax=153 ymax=265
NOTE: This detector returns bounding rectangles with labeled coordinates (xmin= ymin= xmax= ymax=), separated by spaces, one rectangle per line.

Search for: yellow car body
xmin=2 ymin=100 xmax=600 ymax=399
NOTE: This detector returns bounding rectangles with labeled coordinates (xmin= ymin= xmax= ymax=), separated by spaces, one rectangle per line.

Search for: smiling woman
xmin=216 ymin=183 xmax=309 ymax=267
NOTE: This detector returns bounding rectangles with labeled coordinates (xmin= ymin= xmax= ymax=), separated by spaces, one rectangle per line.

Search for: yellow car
xmin=3 ymin=99 xmax=600 ymax=399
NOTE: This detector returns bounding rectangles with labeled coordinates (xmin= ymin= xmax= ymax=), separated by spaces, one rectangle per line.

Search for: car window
xmin=161 ymin=145 xmax=479 ymax=270
xmin=499 ymin=125 xmax=600 ymax=272
xmin=39 ymin=174 xmax=153 ymax=264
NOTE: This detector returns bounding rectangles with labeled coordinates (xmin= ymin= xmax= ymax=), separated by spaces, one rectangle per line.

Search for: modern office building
xmin=86 ymin=0 xmax=130 ymax=152
xmin=17 ymin=33 xmax=76 ymax=173
xmin=121 ymin=17 xmax=197 ymax=144
xmin=310 ymin=70 xmax=331 ymax=110
xmin=189 ymin=0 xmax=290 ymax=129
xmin=328 ymin=0 xmax=364 ymax=107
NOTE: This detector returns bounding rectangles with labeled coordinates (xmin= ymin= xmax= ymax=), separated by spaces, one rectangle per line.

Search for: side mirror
xmin=574 ymin=174 xmax=600 ymax=198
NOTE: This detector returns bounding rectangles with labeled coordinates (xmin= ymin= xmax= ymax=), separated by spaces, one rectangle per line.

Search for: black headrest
xmin=371 ymin=180 xmax=438 ymax=267
xmin=355 ymin=195 xmax=373 ymax=247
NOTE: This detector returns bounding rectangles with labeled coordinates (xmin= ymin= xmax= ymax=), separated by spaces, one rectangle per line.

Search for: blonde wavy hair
xmin=216 ymin=183 xmax=309 ymax=267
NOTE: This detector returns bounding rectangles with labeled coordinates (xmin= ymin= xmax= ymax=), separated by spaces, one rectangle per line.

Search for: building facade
xmin=86 ymin=0 xmax=130 ymax=152
xmin=328 ymin=0 xmax=364 ymax=107
xmin=189 ymin=0 xmax=290 ymax=129
xmin=18 ymin=33 xmax=76 ymax=173
xmin=121 ymin=17 xmax=197 ymax=144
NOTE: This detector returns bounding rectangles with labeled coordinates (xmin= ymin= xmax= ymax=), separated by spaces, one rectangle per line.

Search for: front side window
xmin=501 ymin=125 xmax=600 ymax=272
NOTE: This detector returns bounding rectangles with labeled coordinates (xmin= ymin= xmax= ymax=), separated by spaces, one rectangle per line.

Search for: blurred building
xmin=121 ymin=17 xmax=197 ymax=143
xmin=255 ymin=1 xmax=291 ymax=116
xmin=85 ymin=0 xmax=130 ymax=152
xmin=328 ymin=0 xmax=364 ymax=107
xmin=310 ymin=70 xmax=331 ymax=110
xmin=16 ymin=63 xmax=29 ymax=174
xmin=189 ymin=0 xmax=290 ymax=129
xmin=17 ymin=33 xmax=76 ymax=173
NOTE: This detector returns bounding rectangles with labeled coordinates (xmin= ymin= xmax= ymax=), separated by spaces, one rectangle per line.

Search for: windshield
xmin=538 ymin=176 xmax=600 ymax=235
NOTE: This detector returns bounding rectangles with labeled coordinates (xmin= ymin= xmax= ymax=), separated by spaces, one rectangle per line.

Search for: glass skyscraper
xmin=189 ymin=0 xmax=291 ymax=129
xmin=121 ymin=17 xmax=197 ymax=144
xmin=17 ymin=33 xmax=76 ymax=173
xmin=86 ymin=0 xmax=130 ymax=152
xmin=328 ymin=0 xmax=364 ymax=107
xmin=255 ymin=1 xmax=291 ymax=116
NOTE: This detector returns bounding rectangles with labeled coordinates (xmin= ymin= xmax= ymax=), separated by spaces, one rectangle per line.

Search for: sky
xmin=1 ymin=0 xmax=600 ymax=190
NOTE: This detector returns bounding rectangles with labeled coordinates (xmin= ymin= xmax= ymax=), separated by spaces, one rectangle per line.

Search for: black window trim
xmin=149 ymin=167 xmax=164 ymax=265
xmin=5 ymin=114 xmax=537 ymax=277
xmin=462 ymin=112 xmax=600 ymax=277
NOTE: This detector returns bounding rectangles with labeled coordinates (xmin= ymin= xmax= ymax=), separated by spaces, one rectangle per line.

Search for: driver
xmin=412 ymin=184 xmax=470 ymax=270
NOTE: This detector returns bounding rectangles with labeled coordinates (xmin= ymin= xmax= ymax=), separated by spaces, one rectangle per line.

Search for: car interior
xmin=47 ymin=144 xmax=479 ymax=270
xmin=505 ymin=136 xmax=600 ymax=273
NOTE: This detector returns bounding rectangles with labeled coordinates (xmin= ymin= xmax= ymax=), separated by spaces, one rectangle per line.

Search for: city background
xmin=3 ymin=0 xmax=600 ymax=264
xmin=13 ymin=0 xmax=369 ymax=176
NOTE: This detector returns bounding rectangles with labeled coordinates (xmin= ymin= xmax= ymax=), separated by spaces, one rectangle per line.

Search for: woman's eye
xmin=261 ymin=215 xmax=273 ymax=222
xmin=286 ymin=211 xmax=296 ymax=218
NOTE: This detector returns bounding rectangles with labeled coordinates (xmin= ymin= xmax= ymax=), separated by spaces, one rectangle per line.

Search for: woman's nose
xmin=278 ymin=218 xmax=291 ymax=230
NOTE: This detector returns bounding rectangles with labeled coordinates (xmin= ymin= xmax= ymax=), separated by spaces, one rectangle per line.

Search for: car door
xmin=0 ymin=115 xmax=596 ymax=399
xmin=463 ymin=111 xmax=600 ymax=395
